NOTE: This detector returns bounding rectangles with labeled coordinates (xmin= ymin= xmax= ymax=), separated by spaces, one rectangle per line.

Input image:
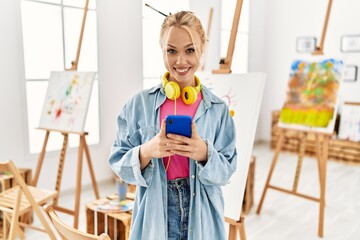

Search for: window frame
xmin=20 ymin=0 xmax=100 ymax=155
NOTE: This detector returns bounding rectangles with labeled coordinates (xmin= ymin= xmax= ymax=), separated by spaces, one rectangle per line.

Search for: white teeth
xmin=177 ymin=68 xmax=189 ymax=73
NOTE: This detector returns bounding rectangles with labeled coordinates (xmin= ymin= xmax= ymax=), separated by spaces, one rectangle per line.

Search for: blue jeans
xmin=167 ymin=178 xmax=190 ymax=240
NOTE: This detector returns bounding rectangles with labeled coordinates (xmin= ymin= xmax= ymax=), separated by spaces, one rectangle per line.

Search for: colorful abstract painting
xmin=279 ymin=58 xmax=344 ymax=133
xmin=38 ymin=71 xmax=95 ymax=132
xmin=338 ymin=103 xmax=360 ymax=142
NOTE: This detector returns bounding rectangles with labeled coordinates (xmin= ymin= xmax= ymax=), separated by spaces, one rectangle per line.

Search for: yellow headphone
xmin=161 ymin=72 xmax=201 ymax=105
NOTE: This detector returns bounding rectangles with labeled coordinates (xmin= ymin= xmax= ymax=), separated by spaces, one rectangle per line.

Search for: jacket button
xmin=191 ymin=175 xmax=195 ymax=179
xmin=192 ymin=192 xmax=195 ymax=197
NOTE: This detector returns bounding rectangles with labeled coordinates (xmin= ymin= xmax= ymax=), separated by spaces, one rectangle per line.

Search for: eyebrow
xmin=167 ymin=43 xmax=194 ymax=48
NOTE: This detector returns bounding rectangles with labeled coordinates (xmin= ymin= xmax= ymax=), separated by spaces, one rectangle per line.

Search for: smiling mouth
xmin=174 ymin=67 xmax=190 ymax=75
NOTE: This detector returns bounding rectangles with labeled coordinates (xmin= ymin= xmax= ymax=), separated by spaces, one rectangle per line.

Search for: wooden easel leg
xmin=83 ymin=136 xmax=100 ymax=199
xmin=318 ymin=135 xmax=329 ymax=237
xmin=315 ymin=134 xmax=322 ymax=190
xmin=256 ymin=129 xmax=285 ymax=214
xmin=73 ymin=135 xmax=85 ymax=228
xmin=227 ymin=216 xmax=246 ymax=240
xmin=228 ymin=224 xmax=237 ymax=240
xmin=229 ymin=224 xmax=237 ymax=240
xmin=238 ymin=217 xmax=246 ymax=240
xmin=292 ymin=132 xmax=306 ymax=192
xmin=32 ymin=130 xmax=50 ymax=186
xmin=53 ymin=133 xmax=69 ymax=205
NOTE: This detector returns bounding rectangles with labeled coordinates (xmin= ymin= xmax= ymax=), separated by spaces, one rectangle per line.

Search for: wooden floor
xmin=24 ymin=141 xmax=360 ymax=240
xmin=245 ymin=142 xmax=360 ymax=240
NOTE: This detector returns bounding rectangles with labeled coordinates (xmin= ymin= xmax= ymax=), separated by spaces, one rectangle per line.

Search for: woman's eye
xmin=186 ymin=48 xmax=195 ymax=53
xmin=167 ymin=49 xmax=176 ymax=54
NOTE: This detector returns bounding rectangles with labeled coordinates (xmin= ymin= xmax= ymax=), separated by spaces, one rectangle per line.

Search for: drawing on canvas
xmin=278 ymin=58 xmax=344 ymax=133
xmin=338 ymin=103 xmax=360 ymax=142
xmin=38 ymin=71 xmax=95 ymax=132
xmin=199 ymin=72 xmax=265 ymax=221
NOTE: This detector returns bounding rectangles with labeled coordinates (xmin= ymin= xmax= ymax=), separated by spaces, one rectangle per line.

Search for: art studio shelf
xmin=271 ymin=110 xmax=360 ymax=164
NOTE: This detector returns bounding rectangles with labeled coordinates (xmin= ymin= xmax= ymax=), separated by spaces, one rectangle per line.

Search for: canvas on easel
xmin=38 ymin=71 xmax=95 ymax=133
xmin=278 ymin=58 xmax=344 ymax=134
xmin=198 ymin=72 xmax=265 ymax=238
xmin=210 ymin=73 xmax=265 ymax=221
xmin=257 ymin=58 xmax=345 ymax=237
xmin=35 ymin=70 xmax=99 ymax=228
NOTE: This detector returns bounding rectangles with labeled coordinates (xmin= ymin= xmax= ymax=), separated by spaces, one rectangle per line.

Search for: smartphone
xmin=165 ymin=115 xmax=192 ymax=138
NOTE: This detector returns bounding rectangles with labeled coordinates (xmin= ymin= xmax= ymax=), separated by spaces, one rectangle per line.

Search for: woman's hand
xmin=139 ymin=120 xmax=173 ymax=169
xmin=166 ymin=122 xmax=208 ymax=162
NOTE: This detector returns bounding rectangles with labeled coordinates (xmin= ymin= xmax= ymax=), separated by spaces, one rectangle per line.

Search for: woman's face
xmin=162 ymin=26 xmax=202 ymax=88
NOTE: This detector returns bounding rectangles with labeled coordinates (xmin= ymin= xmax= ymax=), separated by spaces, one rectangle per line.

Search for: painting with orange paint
xmin=279 ymin=58 xmax=344 ymax=133
xmin=38 ymin=71 xmax=95 ymax=132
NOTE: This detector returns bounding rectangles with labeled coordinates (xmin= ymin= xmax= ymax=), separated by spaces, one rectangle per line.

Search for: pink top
xmin=160 ymin=92 xmax=202 ymax=180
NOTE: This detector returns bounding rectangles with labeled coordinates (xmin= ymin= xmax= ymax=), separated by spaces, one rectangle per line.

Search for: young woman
xmin=109 ymin=11 xmax=237 ymax=240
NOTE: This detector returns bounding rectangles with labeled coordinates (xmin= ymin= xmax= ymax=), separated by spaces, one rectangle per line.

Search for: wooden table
xmin=86 ymin=198 xmax=132 ymax=240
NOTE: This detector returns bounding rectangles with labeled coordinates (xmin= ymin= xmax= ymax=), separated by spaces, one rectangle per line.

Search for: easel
xmin=33 ymin=129 xmax=100 ymax=228
xmin=212 ymin=0 xmax=244 ymax=74
xmin=312 ymin=0 xmax=333 ymax=55
xmin=257 ymin=1 xmax=334 ymax=237
xmin=212 ymin=1 xmax=246 ymax=239
xmin=32 ymin=0 xmax=100 ymax=228
xmin=256 ymin=128 xmax=330 ymax=237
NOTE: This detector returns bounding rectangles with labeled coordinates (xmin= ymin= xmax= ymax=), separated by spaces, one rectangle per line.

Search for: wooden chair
xmin=44 ymin=204 xmax=111 ymax=240
xmin=0 ymin=160 xmax=58 ymax=240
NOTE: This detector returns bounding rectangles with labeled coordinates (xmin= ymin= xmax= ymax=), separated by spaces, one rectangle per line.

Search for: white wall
xmin=1 ymin=0 xmax=359 ymax=192
xmin=249 ymin=0 xmax=360 ymax=141
xmin=190 ymin=0 xmax=221 ymax=72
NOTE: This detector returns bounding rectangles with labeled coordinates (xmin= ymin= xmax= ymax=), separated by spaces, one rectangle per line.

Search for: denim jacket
xmin=109 ymin=83 xmax=237 ymax=240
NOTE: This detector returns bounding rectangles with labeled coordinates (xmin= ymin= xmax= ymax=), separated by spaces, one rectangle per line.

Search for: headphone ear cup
xmin=165 ymin=81 xmax=180 ymax=100
xmin=182 ymin=86 xmax=198 ymax=105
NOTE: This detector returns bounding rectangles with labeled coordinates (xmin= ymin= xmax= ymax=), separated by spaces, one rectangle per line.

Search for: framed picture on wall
xmin=343 ymin=65 xmax=358 ymax=82
xmin=338 ymin=102 xmax=360 ymax=142
xmin=340 ymin=35 xmax=360 ymax=53
xmin=296 ymin=37 xmax=317 ymax=53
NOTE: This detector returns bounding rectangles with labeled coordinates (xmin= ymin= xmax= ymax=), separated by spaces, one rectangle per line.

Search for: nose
xmin=176 ymin=53 xmax=187 ymax=64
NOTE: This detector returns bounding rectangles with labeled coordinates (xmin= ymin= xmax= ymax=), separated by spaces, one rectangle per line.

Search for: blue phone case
xmin=165 ymin=115 xmax=192 ymax=138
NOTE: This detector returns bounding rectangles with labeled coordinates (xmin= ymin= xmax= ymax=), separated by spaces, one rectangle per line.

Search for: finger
xmin=167 ymin=134 xmax=189 ymax=144
xmin=160 ymin=119 xmax=166 ymax=137
xmin=169 ymin=149 xmax=191 ymax=158
xmin=191 ymin=122 xmax=197 ymax=138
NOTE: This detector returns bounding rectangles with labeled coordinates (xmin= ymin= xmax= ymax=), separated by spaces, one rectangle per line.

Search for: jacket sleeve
xmin=197 ymin=106 xmax=237 ymax=186
xmin=108 ymin=107 xmax=155 ymax=187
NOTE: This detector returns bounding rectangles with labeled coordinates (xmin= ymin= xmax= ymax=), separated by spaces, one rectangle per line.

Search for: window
xmin=142 ymin=0 xmax=189 ymax=89
xmin=21 ymin=0 xmax=99 ymax=154
xmin=221 ymin=0 xmax=249 ymax=73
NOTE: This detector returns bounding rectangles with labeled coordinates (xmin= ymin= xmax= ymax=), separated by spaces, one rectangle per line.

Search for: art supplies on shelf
xmin=93 ymin=199 xmax=134 ymax=213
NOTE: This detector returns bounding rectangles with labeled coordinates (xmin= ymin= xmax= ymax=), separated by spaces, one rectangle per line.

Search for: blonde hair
xmin=159 ymin=11 xmax=207 ymax=55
